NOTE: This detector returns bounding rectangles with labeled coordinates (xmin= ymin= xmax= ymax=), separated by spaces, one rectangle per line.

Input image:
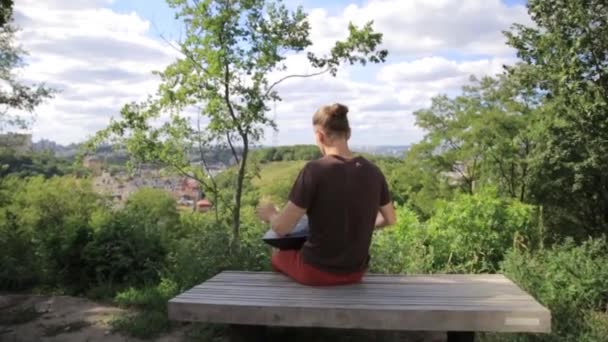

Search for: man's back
xmin=289 ymin=155 xmax=390 ymax=273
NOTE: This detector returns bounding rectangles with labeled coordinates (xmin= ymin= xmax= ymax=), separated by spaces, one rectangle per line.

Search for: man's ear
xmin=316 ymin=130 xmax=325 ymax=145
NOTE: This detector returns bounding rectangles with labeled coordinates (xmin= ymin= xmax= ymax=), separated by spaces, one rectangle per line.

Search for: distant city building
xmin=83 ymin=155 xmax=103 ymax=175
xmin=197 ymin=198 xmax=213 ymax=212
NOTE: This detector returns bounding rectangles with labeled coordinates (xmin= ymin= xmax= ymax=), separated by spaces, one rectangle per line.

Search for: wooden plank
xmin=168 ymin=271 xmax=551 ymax=333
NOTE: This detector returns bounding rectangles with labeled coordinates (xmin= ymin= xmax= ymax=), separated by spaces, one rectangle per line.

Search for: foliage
xmin=253 ymin=145 xmax=321 ymax=163
xmin=115 ymin=278 xmax=179 ymax=312
xmin=124 ymin=187 xmax=181 ymax=243
xmin=377 ymin=146 xmax=453 ymax=217
xmin=0 ymin=150 xmax=82 ymax=178
xmin=11 ymin=176 xmax=103 ymax=290
xmin=501 ymin=238 xmax=608 ymax=341
xmin=0 ymin=0 xmax=13 ymax=27
xmin=371 ymin=191 xmax=538 ymax=275
xmin=413 ymin=75 xmax=538 ymax=200
xmin=83 ymin=207 xmax=167 ymax=289
xmin=0 ymin=2 xmax=54 ymax=132
xmin=0 ymin=177 xmax=38 ymax=289
xmin=505 ymin=0 xmax=608 ymax=235
xmin=425 ymin=188 xmax=539 ymax=273
xmin=370 ymin=206 xmax=434 ymax=274
xmin=164 ymin=212 xmax=233 ymax=290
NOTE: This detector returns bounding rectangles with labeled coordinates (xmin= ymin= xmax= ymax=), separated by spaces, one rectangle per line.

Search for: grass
xmin=253 ymin=161 xmax=305 ymax=204
xmin=111 ymin=310 xmax=173 ymax=339
xmin=252 ymin=161 xmax=305 ymax=188
xmin=109 ymin=279 xmax=179 ymax=339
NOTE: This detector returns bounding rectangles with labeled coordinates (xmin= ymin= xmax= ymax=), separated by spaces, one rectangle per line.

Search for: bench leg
xmin=228 ymin=324 xmax=266 ymax=342
xmin=447 ymin=331 xmax=475 ymax=342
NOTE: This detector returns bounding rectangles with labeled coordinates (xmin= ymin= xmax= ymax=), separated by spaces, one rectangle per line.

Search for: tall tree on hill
xmin=91 ymin=0 xmax=388 ymax=245
xmin=506 ymin=0 xmax=608 ymax=236
xmin=412 ymin=74 xmax=538 ymax=202
xmin=0 ymin=0 xmax=54 ymax=133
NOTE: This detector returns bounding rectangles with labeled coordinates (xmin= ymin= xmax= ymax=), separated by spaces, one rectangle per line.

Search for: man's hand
xmin=257 ymin=203 xmax=278 ymax=223
xmin=257 ymin=201 xmax=306 ymax=236
xmin=375 ymin=203 xmax=397 ymax=229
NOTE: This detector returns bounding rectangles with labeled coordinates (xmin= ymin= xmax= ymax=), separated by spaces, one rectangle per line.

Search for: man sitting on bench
xmin=256 ymin=103 xmax=397 ymax=286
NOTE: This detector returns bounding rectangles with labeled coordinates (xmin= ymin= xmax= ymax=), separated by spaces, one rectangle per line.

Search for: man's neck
xmin=323 ymin=144 xmax=354 ymax=159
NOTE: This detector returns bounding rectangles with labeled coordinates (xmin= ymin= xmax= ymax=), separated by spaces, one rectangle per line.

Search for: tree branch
xmin=225 ymin=131 xmax=240 ymax=164
xmin=264 ymin=68 xmax=331 ymax=97
xmin=157 ymin=32 xmax=221 ymax=88
xmin=195 ymin=113 xmax=218 ymax=191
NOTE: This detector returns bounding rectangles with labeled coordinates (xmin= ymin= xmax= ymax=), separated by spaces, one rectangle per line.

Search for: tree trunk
xmin=232 ymin=135 xmax=248 ymax=247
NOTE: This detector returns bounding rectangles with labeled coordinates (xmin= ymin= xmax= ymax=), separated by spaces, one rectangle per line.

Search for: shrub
xmin=165 ymin=215 xmax=232 ymax=290
xmin=424 ymin=188 xmax=538 ymax=273
xmin=500 ymin=237 xmax=608 ymax=341
xmin=372 ymin=190 xmax=539 ymax=275
xmin=370 ymin=206 xmax=435 ymax=274
xmin=165 ymin=206 xmax=270 ymax=292
xmin=114 ymin=278 xmax=179 ymax=312
xmin=7 ymin=176 xmax=104 ymax=290
xmin=0 ymin=177 xmax=39 ymax=290
xmin=124 ymin=187 xmax=180 ymax=243
xmin=83 ymin=210 xmax=166 ymax=287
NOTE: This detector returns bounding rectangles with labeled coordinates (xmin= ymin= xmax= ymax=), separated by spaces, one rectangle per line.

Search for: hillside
xmin=253 ymin=161 xmax=305 ymax=204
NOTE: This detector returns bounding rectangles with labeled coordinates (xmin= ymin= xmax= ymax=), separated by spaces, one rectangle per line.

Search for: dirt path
xmin=0 ymin=295 xmax=186 ymax=342
xmin=1 ymin=294 xmax=447 ymax=342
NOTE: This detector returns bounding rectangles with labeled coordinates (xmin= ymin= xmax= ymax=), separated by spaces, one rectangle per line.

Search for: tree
xmin=506 ymin=0 xmax=608 ymax=235
xmin=0 ymin=0 xmax=54 ymax=133
xmin=0 ymin=0 xmax=13 ymax=27
xmin=412 ymin=74 xmax=538 ymax=202
xmin=91 ymin=0 xmax=388 ymax=245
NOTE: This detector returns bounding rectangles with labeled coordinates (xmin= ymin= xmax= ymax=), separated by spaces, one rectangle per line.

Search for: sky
xmin=13 ymin=0 xmax=531 ymax=146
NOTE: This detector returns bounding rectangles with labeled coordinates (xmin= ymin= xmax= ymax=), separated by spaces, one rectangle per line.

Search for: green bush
xmin=230 ymin=205 xmax=272 ymax=271
xmin=371 ymin=190 xmax=538 ymax=274
xmin=0 ymin=177 xmax=36 ymax=289
xmin=424 ymin=188 xmax=538 ymax=273
xmin=114 ymin=278 xmax=179 ymax=311
xmin=165 ymin=206 xmax=270 ymax=291
xmin=83 ymin=210 xmax=166 ymax=287
xmin=165 ymin=212 xmax=232 ymax=290
xmin=124 ymin=187 xmax=181 ymax=243
xmin=7 ymin=176 xmax=104 ymax=290
xmin=112 ymin=206 xmax=270 ymax=340
xmin=500 ymin=238 xmax=608 ymax=341
xmin=370 ymin=206 xmax=435 ymax=274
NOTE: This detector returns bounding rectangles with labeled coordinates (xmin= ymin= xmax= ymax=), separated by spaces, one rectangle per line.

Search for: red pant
xmin=271 ymin=249 xmax=365 ymax=286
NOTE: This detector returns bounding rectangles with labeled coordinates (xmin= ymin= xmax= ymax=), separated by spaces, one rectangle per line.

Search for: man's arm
xmin=375 ymin=202 xmax=396 ymax=229
xmin=258 ymin=201 xmax=306 ymax=236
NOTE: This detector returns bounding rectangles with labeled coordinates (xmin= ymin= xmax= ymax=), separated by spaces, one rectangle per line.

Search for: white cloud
xmin=263 ymin=54 xmax=515 ymax=146
xmin=307 ymin=0 xmax=531 ymax=57
xmin=13 ymin=0 xmax=178 ymax=144
xmin=10 ymin=0 xmax=530 ymax=146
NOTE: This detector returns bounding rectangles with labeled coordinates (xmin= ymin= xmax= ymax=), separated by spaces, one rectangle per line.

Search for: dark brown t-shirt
xmin=288 ymin=155 xmax=391 ymax=273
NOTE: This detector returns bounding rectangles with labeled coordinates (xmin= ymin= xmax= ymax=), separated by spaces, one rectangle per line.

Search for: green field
xmin=253 ymin=161 xmax=306 ymax=204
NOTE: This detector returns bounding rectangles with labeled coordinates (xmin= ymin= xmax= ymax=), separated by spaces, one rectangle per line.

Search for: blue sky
xmin=15 ymin=0 xmax=532 ymax=146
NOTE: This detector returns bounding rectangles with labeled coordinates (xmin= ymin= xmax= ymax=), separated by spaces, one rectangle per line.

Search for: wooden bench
xmin=168 ymin=271 xmax=551 ymax=341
